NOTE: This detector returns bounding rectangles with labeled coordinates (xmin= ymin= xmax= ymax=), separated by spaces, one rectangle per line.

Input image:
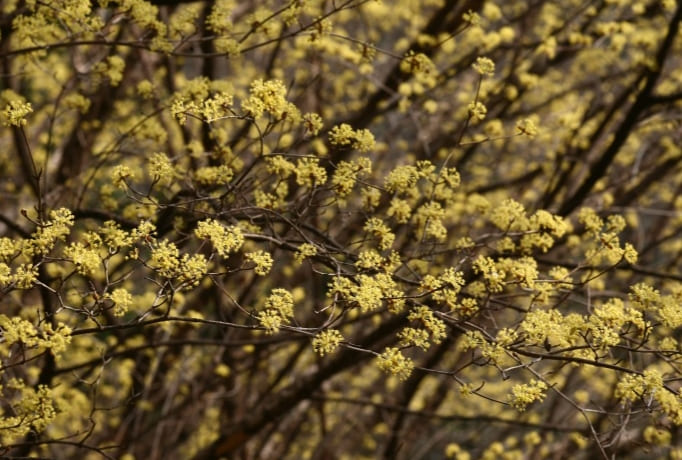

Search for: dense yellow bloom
xmin=354 ymin=274 xmax=384 ymax=312
xmin=473 ymin=256 xmax=506 ymax=292
xmin=489 ymin=198 xmax=529 ymax=232
xmin=332 ymin=158 xmax=371 ymax=197
xmin=509 ymin=379 xmax=548 ymax=411
xmin=398 ymin=327 xmax=431 ymax=350
xmin=385 ymin=165 xmax=420 ymax=193
xmin=0 ymin=1 xmax=680 ymax=455
xmin=109 ymin=288 xmax=133 ymax=316
xmin=148 ymin=152 xmax=177 ymax=185
xmin=387 ymin=198 xmax=412 ymax=223
xmin=150 ymin=240 xmax=181 ymax=278
xmin=364 ymin=218 xmax=395 ymax=250
xmin=257 ymin=288 xmax=295 ymax=334
xmin=246 ymin=250 xmax=273 ymax=275
xmin=473 ymin=57 xmax=495 ymax=76
xmin=0 ymin=315 xmax=71 ymax=355
xmin=407 ymin=306 xmax=446 ymax=344
xmin=376 ymin=347 xmax=414 ymax=381
xmin=303 ymin=112 xmax=324 ymax=135
xmin=312 ymin=329 xmax=344 ymax=356
xmin=243 ymin=79 xmax=299 ymax=121
xmin=2 ymin=99 xmax=32 ymax=126
xmin=329 ymin=124 xmax=376 ymax=152
xmin=294 ymin=243 xmax=317 ymax=264
xmin=64 ymin=242 xmax=101 ymax=276
xmin=516 ymin=118 xmax=538 ymax=136
xmin=295 ymin=158 xmax=327 ymax=188
xmin=195 ymin=219 xmax=244 ymax=257
xmin=355 ymin=249 xmax=384 ymax=270
xmin=264 ymin=288 xmax=294 ymax=318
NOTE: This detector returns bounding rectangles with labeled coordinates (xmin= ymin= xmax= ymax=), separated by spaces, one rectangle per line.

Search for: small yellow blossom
xmin=509 ymin=379 xmax=548 ymax=411
xmin=195 ymin=219 xmax=244 ymax=257
xmin=246 ymin=250 xmax=273 ymax=275
xmin=516 ymin=118 xmax=538 ymax=136
xmin=312 ymin=329 xmax=344 ymax=356
xmin=473 ymin=57 xmax=495 ymax=76
xmin=364 ymin=217 xmax=395 ymax=250
xmin=376 ymin=347 xmax=414 ymax=381
xmin=294 ymin=243 xmax=317 ymax=264
xmin=468 ymin=101 xmax=487 ymax=121
xmin=109 ymin=288 xmax=133 ymax=316
xmin=303 ymin=112 xmax=323 ymax=135
xmin=3 ymin=99 xmax=33 ymax=126
xmin=295 ymin=158 xmax=327 ymax=188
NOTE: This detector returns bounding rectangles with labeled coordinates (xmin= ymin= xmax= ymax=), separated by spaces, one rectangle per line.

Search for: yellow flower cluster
xmin=258 ymin=288 xmax=295 ymax=334
xmin=329 ymin=123 xmax=376 ymax=152
xmin=246 ymin=250 xmax=273 ymax=275
xmin=147 ymin=239 xmax=208 ymax=286
xmin=376 ymin=347 xmax=414 ymax=381
xmin=384 ymin=165 xmax=420 ymax=193
xmin=26 ymin=208 xmax=74 ymax=256
xmin=303 ymin=112 xmax=324 ymax=135
xmin=265 ymin=156 xmax=295 ymax=179
xmin=398 ymin=327 xmax=431 ymax=350
xmin=414 ymin=201 xmax=447 ymax=241
xmin=113 ymin=0 xmax=169 ymax=51
xmin=363 ymin=218 xmax=395 ymax=250
xmin=523 ymin=210 xmax=569 ymax=252
xmin=108 ymin=288 xmax=133 ymax=316
xmin=329 ymin=272 xmax=404 ymax=313
xmin=468 ymin=101 xmax=487 ymax=121
xmin=177 ymin=253 xmax=208 ymax=288
xmin=200 ymin=92 xmax=234 ymax=122
xmin=400 ymin=51 xmax=437 ymax=86
xmin=312 ymin=329 xmax=344 ymax=356
xmin=578 ymin=208 xmax=638 ymax=265
xmin=352 ymin=275 xmax=384 ymax=312
xmin=420 ymin=267 xmax=465 ymax=310
xmin=194 ymin=165 xmax=234 ymax=185
xmin=242 ymin=79 xmax=299 ymax=121
xmin=407 ymin=306 xmax=446 ymax=344
xmin=206 ymin=0 xmax=235 ymax=34
xmin=472 ymin=57 xmax=495 ymax=76
xmin=589 ymin=298 xmax=646 ymax=348
xmin=630 ymin=284 xmax=682 ymax=328
xmin=509 ymin=379 xmax=548 ymax=411
xmin=445 ymin=443 xmax=470 ymax=460
xmin=195 ymin=219 xmax=244 ymax=257
xmin=0 ymin=384 xmax=56 ymax=440
xmin=295 ymin=158 xmax=327 ymax=188
xmin=521 ymin=309 xmax=582 ymax=349
xmin=387 ymin=198 xmax=412 ymax=223
xmin=355 ymin=249 xmax=384 ymax=270
xmin=516 ymin=118 xmax=538 ymax=137
xmin=294 ymin=243 xmax=318 ymax=265
xmin=0 ymin=314 xmax=72 ymax=355
xmin=461 ymin=330 xmax=505 ymax=364
xmin=148 ymin=152 xmax=177 ymax=185
xmin=331 ymin=157 xmax=372 ymax=197
xmin=489 ymin=198 xmax=528 ymax=231
xmin=496 ymin=257 xmax=538 ymax=289
xmin=643 ymin=426 xmax=671 ymax=446
xmin=112 ymin=165 xmax=136 ymax=189
xmin=94 ymin=55 xmax=125 ymax=86
xmin=473 ymin=256 xmax=506 ymax=292
xmin=149 ymin=240 xmax=181 ymax=278
xmin=2 ymin=99 xmax=32 ymax=126
xmin=64 ymin=242 xmax=101 ymax=276
xmin=462 ymin=9 xmax=481 ymax=26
